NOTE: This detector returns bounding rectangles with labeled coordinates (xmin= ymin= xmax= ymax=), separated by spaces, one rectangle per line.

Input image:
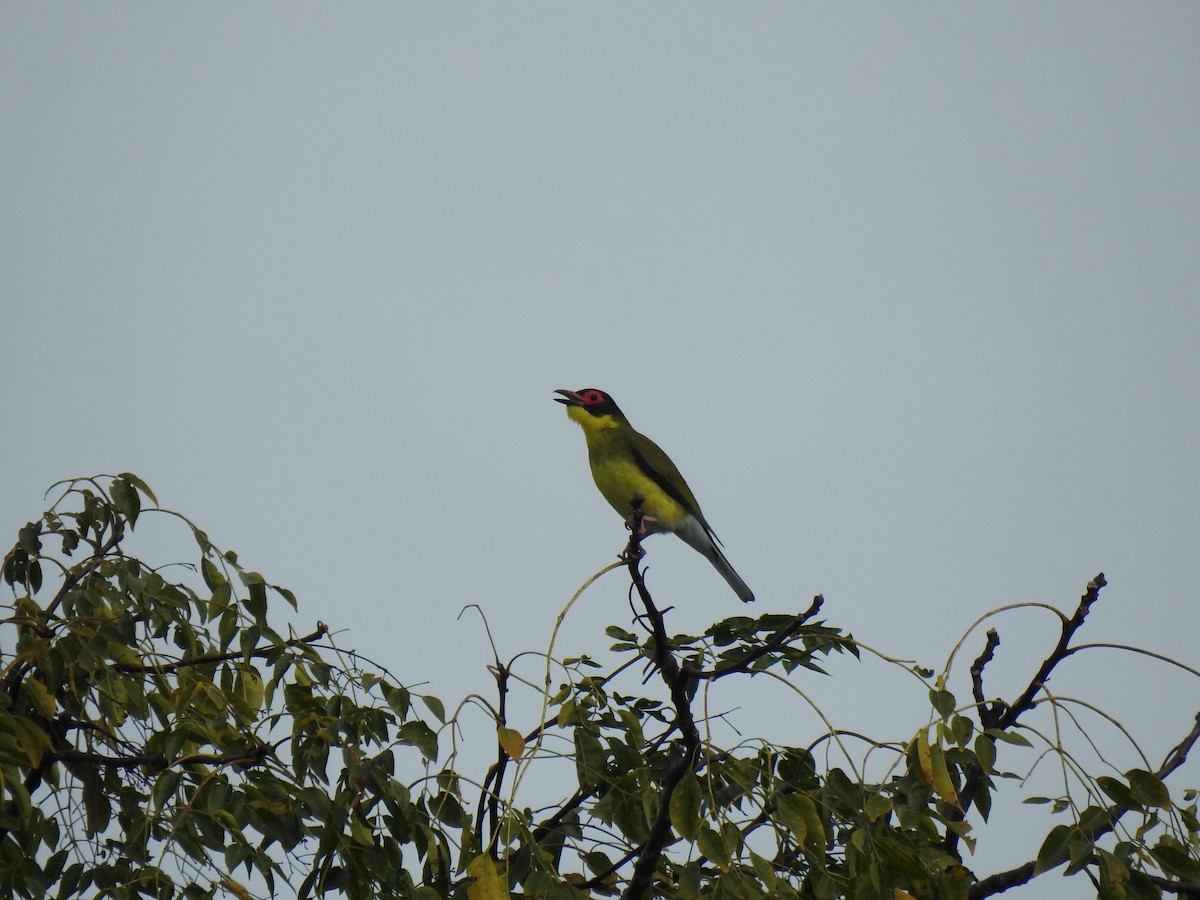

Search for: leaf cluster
xmin=1 ymin=475 xmax=1197 ymax=900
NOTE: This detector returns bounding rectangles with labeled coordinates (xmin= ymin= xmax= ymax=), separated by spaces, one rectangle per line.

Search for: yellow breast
xmin=566 ymin=406 xmax=692 ymax=532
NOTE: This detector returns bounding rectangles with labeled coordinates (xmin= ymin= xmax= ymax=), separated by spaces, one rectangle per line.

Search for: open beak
xmin=554 ymin=389 xmax=582 ymax=406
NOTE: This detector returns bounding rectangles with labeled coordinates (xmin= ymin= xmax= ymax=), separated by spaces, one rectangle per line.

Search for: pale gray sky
xmin=3 ymin=6 xmax=1198 ymax=897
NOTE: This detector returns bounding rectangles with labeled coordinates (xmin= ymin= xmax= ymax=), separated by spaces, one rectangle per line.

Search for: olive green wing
xmin=625 ymin=429 xmax=722 ymax=545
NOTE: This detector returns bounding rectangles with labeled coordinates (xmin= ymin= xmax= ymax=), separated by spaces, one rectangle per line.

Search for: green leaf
xmin=987 ymin=728 xmax=1033 ymax=748
xmin=349 ymin=815 xmax=375 ymax=847
xmin=696 ymin=825 xmax=729 ymax=870
xmin=974 ymin=780 xmax=993 ymax=822
xmin=241 ymin=572 xmax=268 ymax=623
xmin=58 ymin=528 xmax=80 ymax=554
xmin=929 ymin=688 xmax=955 ymax=718
xmin=1097 ymin=775 xmax=1138 ymax=809
xmin=605 ymin=626 xmax=637 ymax=642
xmin=582 ymin=850 xmax=613 ymax=876
xmin=573 ymin=726 xmax=606 ymax=788
xmin=670 ymin=771 xmax=702 ymax=841
xmin=973 ymin=734 xmax=997 ymax=773
xmin=1127 ymin=769 xmax=1171 ymax=809
xmin=556 ymin=698 xmax=577 ymax=727
xmin=777 ymin=791 xmax=824 ymax=857
xmin=110 ymin=476 xmax=141 ymax=526
xmin=11 ymin=715 xmax=52 ymax=767
xmin=385 ymin=684 xmax=411 ymax=718
xmin=864 ymin=792 xmax=892 ymax=822
xmin=1076 ymin=805 xmax=1111 ymax=832
xmin=775 ymin=793 xmax=809 ymax=848
xmin=397 ymin=721 xmax=438 ymax=762
xmin=152 ymin=771 xmax=182 ymax=810
xmin=4 ymin=549 xmax=27 ymax=588
xmin=118 ymin=472 xmax=158 ymax=506
xmin=1035 ymin=824 xmax=1072 ymax=874
xmin=1149 ymin=842 xmax=1200 ymax=883
xmin=422 ymin=694 xmax=446 ymax=724
xmin=201 ymin=557 xmax=225 ymax=592
xmin=1065 ymin=827 xmax=1094 ymax=874
xmin=946 ymin=714 xmax=971 ymax=746
xmin=272 ymin=585 xmax=298 ymax=610
xmin=18 ymin=521 xmax=42 ymax=555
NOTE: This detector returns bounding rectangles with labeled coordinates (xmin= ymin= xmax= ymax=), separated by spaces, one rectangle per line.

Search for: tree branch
xmin=947 ymin=576 xmax=1106 ymax=861
xmin=684 ymin=594 xmax=825 ymax=681
xmin=970 ymin=628 xmax=1003 ymax=730
xmin=50 ymin=742 xmax=275 ymax=770
xmin=995 ymin=573 xmax=1106 ymax=731
xmin=111 ymin=624 xmax=329 ymax=674
xmin=620 ymin=496 xmax=699 ymax=900
xmin=969 ymin=709 xmax=1200 ymax=899
xmin=1145 ymin=873 xmax=1200 ymax=897
xmin=483 ymin=661 xmax=510 ymax=857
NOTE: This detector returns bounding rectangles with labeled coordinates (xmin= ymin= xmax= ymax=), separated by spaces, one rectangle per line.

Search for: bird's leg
xmin=627 ymin=515 xmax=658 ymax=538
xmin=624 ymin=491 xmax=658 ymax=537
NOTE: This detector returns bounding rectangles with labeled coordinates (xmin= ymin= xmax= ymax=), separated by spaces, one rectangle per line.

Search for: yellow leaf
xmin=240 ymin=666 xmax=264 ymax=714
xmin=218 ymin=879 xmax=253 ymax=900
xmin=11 ymin=716 xmax=52 ymax=767
xmin=928 ymin=739 xmax=962 ymax=811
xmin=556 ymin=698 xmax=576 ymax=727
xmin=466 ymin=854 xmax=510 ymax=900
xmin=25 ymin=678 xmax=56 ymax=718
xmin=916 ymin=728 xmax=935 ymax=787
xmin=496 ymin=726 xmax=525 ymax=761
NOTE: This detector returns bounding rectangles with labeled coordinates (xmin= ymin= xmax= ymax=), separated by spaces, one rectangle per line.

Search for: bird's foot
xmin=625 ymin=513 xmax=658 ymax=538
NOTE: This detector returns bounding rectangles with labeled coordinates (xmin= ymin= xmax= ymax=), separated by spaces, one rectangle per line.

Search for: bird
xmin=555 ymin=388 xmax=754 ymax=602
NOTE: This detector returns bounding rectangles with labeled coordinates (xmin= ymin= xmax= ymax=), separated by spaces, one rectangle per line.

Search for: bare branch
xmin=948 ymin=576 xmax=1108 ymax=861
xmin=996 ymin=573 xmax=1106 ymax=731
xmin=970 ymin=628 xmax=1003 ymax=729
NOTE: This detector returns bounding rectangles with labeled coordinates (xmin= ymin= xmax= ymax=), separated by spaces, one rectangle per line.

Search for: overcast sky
xmin=3 ymin=6 xmax=1198 ymax=898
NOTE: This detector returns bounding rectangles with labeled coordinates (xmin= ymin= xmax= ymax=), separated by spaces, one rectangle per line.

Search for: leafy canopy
xmin=0 ymin=475 xmax=1196 ymax=899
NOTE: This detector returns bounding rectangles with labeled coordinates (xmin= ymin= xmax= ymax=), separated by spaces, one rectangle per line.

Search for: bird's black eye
xmin=582 ymin=390 xmax=605 ymax=405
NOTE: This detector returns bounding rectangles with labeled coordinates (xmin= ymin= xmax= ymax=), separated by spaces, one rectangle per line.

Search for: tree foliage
xmin=0 ymin=475 xmax=1197 ymax=899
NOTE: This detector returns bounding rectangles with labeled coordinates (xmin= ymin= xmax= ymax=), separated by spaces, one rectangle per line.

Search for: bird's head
xmin=554 ymin=388 xmax=626 ymax=426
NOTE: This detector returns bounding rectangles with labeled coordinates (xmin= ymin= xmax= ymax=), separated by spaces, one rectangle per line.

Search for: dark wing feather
xmin=626 ymin=430 xmax=723 ymax=546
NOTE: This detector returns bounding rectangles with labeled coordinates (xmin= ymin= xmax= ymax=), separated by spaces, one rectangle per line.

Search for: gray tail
xmin=674 ymin=519 xmax=755 ymax=603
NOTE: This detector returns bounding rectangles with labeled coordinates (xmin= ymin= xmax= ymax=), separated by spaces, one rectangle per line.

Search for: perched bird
xmin=555 ymin=388 xmax=754 ymax=602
